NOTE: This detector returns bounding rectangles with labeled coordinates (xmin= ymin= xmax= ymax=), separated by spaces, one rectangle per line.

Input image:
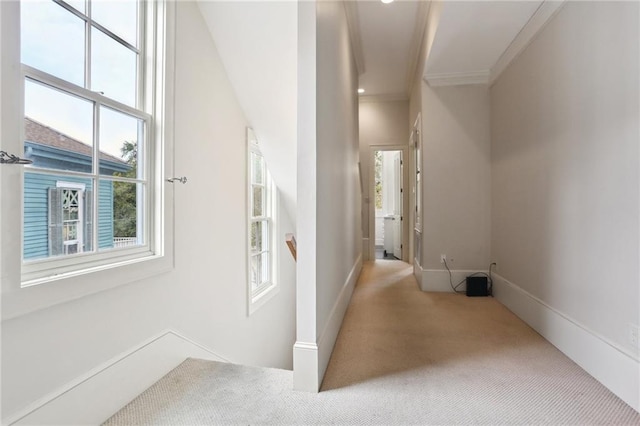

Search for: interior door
xmin=393 ymin=152 xmax=403 ymax=259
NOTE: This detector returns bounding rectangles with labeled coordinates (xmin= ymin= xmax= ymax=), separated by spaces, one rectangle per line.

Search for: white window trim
xmin=247 ymin=128 xmax=278 ymax=315
xmin=0 ymin=0 xmax=176 ymax=320
xmin=56 ymin=181 xmax=86 ymax=190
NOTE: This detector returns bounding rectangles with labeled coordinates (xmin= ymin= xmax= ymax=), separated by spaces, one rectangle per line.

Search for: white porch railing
xmin=113 ymin=237 xmax=137 ymax=248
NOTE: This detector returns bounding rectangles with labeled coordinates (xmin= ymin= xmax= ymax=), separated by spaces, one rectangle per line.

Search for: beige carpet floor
xmin=105 ymin=260 xmax=640 ymax=425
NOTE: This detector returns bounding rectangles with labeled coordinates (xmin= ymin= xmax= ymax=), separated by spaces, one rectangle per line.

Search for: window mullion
xmin=92 ymin=99 xmax=100 ymax=253
xmin=23 ymin=66 xmax=150 ymax=120
xmin=85 ymin=0 xmax=91 ymax=89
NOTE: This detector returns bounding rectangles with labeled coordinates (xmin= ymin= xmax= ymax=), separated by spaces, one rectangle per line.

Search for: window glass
xmin=252 ymin=185 xmax=264 ymax=217
xmin=23 ymin=175 xmax=93 ymax=261
xmin=251 ymin=221 xmax=266 ymax=253
xmin=20 ymin=0 xmax=152 ymax=279
xmin=91 ymin=28 xmax=138 ymax=107
xmin=251 ymin=152 xmax=264 ymax=185
xmin=92 ymin=0 xmax=138 ymax=47
xmin=99 ymin=181 xmax=144 ymax=250
xmin=250 ymin=255 xmax=262 ymax=291
xmin=247 ymin=132 xmax=276 ymax=303
xmin=21 ymin=0 xmax=85 ymax=86
xmin=99 ymin=106 xmax=143 ymax=178
xmin=64 ymin=0 xmax=85 ymax=13
xmin=24 ymin=79 xmax=94 ymax=173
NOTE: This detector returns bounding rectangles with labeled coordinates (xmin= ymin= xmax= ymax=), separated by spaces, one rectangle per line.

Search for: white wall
xmin=196 ymin=1 xmax=298 ymax=224
xmin=170 ymin=2 xmax=297 ymax=370
xmin=315 ymin=0 xmax=361 ymax=346
xmin=1 ymin=2 xmax=296 ymax=422
xmin=294 ymin=0 xmax=361 ymax=392
xmin=359 ymin=100 xmax=409 ymax=259
xmin=419 ymin=83 xmax=491 ymax=290
xmin=491 ymin=1 xmax=639 ymax=408
xmin=408 ymin=0 xmax=438 ymax=273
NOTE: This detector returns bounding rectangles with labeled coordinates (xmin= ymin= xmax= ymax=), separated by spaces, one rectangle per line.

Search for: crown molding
xmin=424 ymin=70 xmax=490 ymax=87
xmin=405 ymin=1 xmax=431 ymax=94
xmin=343 ymin=1 xmax=365 ymax=75
xmin=358 ymin=93 xmax=409 ymax=103
xmin=490 ymin=0 xmax=566 ymax=86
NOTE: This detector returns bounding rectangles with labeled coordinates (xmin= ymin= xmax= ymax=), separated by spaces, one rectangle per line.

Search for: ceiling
xmin=355 ymin=0 xmax=423 ymax=98
xmin=196 ymin=0 xmax=561 ymax=224
xmin=425 ymin=1 xmax=542 ymax=78
xmin=355 ymin=0 xmax=550 ymax=96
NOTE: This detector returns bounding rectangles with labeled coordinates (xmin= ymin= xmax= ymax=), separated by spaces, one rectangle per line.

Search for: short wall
xmin=6 ymin=330 xmax=227 ymax=425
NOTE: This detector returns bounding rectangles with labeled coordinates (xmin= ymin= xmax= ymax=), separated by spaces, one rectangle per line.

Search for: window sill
xmin=2 ymin=253 xmax=173 ymax=320
xmin=248 ymin=282 xmax=279 ymax=316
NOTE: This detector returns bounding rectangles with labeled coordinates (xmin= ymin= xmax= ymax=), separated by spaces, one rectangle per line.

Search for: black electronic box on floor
xmin=466 ymin=276 xmax=488 ymax=297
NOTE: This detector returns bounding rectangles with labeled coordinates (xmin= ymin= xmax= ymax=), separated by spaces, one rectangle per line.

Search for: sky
xmin=21 ymin=0 xmax=141 ymax=165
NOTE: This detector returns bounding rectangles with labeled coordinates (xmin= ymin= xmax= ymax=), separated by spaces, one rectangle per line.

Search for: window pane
xmin=21 ymin=0 xmax=85 ymax=86
xmin=252 ymin=185 xmax=264 ymax=218
xmin=91 ymin=27 xmax=137 ymax=107
xmin=251 ymin=152 xmax=264 ymax=184
xmin=99 ymin=106 xmax=143 ymax=178
xmin=24 ymin=79 xmax=94 ymax=173
xmin=63 ymin=0 xmax=85 ymax=14
xmin=260 ymin=252 xmax=270 ymax=286
xmin=99 ymin=180 xmax=144 ymax=251
xmin=251 ymin=221 xmax=263 ymax=253
xmin=23 ymin=173 xmax=93 ymax=261
xmin=92 ymin=0 xmax=138 ymax=47
xmin=250 ymin=254 xmax=262 ymax=291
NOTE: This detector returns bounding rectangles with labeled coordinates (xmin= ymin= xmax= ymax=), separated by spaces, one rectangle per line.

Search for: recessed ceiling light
xmin=358 ymin=88 xmax=365 ymax=94
xmin=381 ymin=0 xmax=394 ymax=4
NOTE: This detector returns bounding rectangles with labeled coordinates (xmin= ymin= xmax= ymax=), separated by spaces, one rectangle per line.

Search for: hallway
xmin=321 ymin=260 xmax=639 ymax=422
xmin=105 ymin=260 xmax=639 ymax=424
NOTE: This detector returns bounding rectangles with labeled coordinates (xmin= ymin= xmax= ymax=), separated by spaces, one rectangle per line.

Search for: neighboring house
xmin=23 ymin=117 xmax=131 ymax=260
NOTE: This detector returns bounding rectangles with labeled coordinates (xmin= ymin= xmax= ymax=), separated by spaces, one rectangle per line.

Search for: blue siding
xmin=98 ymin=180 xmax=114 ymax=250
xmin=25 ymin=142 xmax=131 ymax=175
xmin=23 ymin=173 xmax=114 ymax=260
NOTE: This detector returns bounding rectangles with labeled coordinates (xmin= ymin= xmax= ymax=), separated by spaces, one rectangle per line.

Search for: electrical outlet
xmin=440 ymin=254 xmax=446 ymax=264
xmin=629 ymin=324 xmax=639 ymax=349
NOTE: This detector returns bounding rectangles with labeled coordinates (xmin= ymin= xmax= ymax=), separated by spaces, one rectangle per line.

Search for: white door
xmin=393 ymin=152 xmax=403 ymax=259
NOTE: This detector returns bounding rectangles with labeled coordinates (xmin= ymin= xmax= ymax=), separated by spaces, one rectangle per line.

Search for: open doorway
xmin=373 ymin=149 xmax=403 ymax=260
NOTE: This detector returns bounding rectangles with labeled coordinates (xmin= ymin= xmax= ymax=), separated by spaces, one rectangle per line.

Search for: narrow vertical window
xmin=247 ymin=128 xmax=278 ymax=313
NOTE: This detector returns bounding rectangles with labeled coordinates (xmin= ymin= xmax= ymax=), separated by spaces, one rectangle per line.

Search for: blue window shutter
xmin=83 ymin=190 xmax=93 ymax=253
xmin=48 ymin=188 xmax=63 ymax=256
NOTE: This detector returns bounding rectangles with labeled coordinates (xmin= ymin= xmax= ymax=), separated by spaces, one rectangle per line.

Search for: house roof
xmin=25 ymin=117 xmax=128 ymax=165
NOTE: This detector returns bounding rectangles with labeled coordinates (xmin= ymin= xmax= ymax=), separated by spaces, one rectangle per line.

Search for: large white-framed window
xmin=19 ymin=0 xmax=162 ymax=284
xmin=247 ymin=128 xmax=278 ymax=314
xmin=0 ymin=0 xmax=174 ymax=319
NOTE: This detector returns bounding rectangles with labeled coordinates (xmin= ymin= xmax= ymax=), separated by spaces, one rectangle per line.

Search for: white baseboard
xmin=293 ymin=253 xmax=362 ymax=392
xmin=413 ymin=258 xmax=422 ymax=285
xmin=6 ymin=330 xmax=228 ymax=425
xmin=493 ymin=273 xmax=640 ymax=412
xmin=317 ymin=253 xmax=362 ymax=384
xmin=362 ymin=238 xmax=370 ymax=261
xmin=292 ymin=341 xmax=319 ymax=392
xmin=416 ymin=264 xmax=488 ymax=292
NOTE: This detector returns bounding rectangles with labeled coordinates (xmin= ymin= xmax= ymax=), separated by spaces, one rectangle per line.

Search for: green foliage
xmin=113 ymin=141 xmax=137 ymax=238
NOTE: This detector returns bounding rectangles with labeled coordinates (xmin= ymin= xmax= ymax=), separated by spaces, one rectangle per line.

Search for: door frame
xmin=368 ymin=145 xmax=409 ymax=263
